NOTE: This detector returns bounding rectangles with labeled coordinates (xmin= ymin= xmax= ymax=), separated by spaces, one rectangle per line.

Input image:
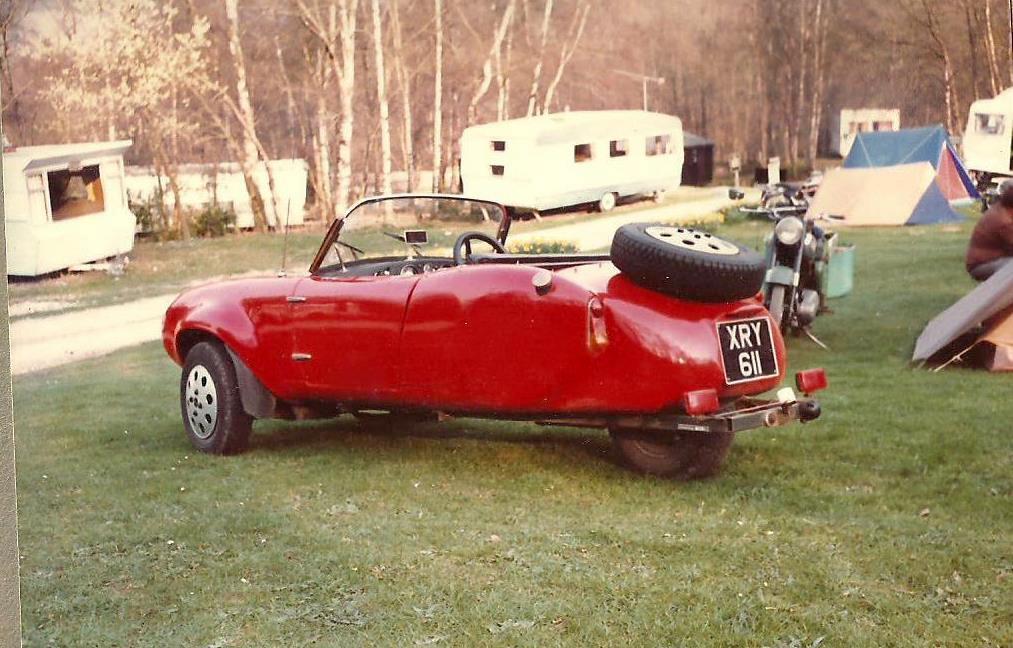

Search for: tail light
xmin=795 ymin=368 xmax=828 ymax=394
xmin=683 ymin=388 xmax=720 ymax=416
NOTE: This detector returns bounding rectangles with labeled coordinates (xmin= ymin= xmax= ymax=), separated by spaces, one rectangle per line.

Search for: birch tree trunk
xmin=223 ymin=0 xmax=269 ymax=232
xmin=370 ymin=0 xmax=392 ymax=197
xmin=807 ymin=0 xmax=827 ymax=165
xmin=526 ymin=0 xmax=553 ymax=117
xmin=541 ymin=1 xmax=590 ymax=113
xmin=496 ymin=16 xmax=514 ymax=121
xmin=312 ymin=52 xmax=335 ymax=219
xmin=984 ymin=0 xmax=1001 ymax=95
xmin=335 ymin=0 xmax=359 ymax=213
xmin=432 ymin=0 xmax=443 ymax=192
xmin=390 ymin=0 xmax=414 ymax=191
xmin=467 ymin=0 xmax=516 ymax=124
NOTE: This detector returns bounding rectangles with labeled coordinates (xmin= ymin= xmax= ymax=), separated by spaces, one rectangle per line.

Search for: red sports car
xmin=163 ymin=194 xmax=825 ymax=478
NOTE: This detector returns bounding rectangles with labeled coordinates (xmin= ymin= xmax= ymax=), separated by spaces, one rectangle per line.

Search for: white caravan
xmin=3 ymin=140 xmax=135 ymax=277
xmin=962 ymin=87 xmax=1013 ymax=179
xmin=829 ymin=108 xmax=901 ymax=157
xmin=460 ymin=110 xmax=684 ymax=212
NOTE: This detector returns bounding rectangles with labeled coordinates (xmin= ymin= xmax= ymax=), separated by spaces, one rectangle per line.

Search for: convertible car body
xmin=164 ymin=194 xmax=825 ymax=478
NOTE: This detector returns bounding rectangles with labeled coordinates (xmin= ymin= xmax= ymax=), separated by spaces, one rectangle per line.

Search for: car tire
xmin=610 ymin=222 xmax=765 ymax=302
xmin=610 ymin=428 xmax=735 ymax=479
xmin=180 ymin=341 xmax=253 ymax=455
xmin=598 ymin=192 xmax=617 ymax=212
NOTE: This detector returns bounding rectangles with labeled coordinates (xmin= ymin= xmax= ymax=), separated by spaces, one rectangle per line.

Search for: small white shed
xmin=830 ymin=108 xmax=901 ymax=157
xmin=962 ymin=87 xmax=1013 ymax=177
xmin=460 ymin=110 xmax=684 ymax=211
xmin=3 ymin=140 xmax=135 ymax=277
xmin=123 ymin=159 xmax=308 ymax=229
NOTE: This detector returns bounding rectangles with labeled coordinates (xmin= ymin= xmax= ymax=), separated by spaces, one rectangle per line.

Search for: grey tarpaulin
xmin=912 ymin=261 xmax=1013 ymax=362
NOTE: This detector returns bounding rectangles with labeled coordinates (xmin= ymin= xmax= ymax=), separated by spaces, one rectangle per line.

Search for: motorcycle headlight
xmin=775 ymin=217 xmax=804 ymax=245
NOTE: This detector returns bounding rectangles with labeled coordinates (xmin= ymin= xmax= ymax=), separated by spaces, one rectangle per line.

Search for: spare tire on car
xmin=610 ymin=223 xmax=765 ymax=303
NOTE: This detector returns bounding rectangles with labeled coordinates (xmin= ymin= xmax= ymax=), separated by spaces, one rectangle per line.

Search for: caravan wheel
xmin=598 ymin=192 xmax=617 ymax=212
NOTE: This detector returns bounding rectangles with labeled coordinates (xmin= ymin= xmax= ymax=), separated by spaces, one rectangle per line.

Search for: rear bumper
xmin=539 ymin=396 xmax=821 ymax=435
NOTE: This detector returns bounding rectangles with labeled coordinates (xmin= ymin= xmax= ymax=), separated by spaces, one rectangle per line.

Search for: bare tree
xmin=370 ymin=0 xmax=393 ymax=196
xmin=525 ymin=0 xmax=553 ymax=116
xmin=984 ymin=0 xmax=1002 ymax=95
xmin=541 ymin=1 xmax=590 ymax=113
xmin=432 ymin=0 xmax=443 ymax=191
xmin=466 ymin=0 xmax=517 ymax=124
xmin=224 ymin=0 xmax=270 ymax=231
xmin=297 ymin=0 xmax=360 ymax=215
xmin=389 ymin=0 xmax=415 ymax=191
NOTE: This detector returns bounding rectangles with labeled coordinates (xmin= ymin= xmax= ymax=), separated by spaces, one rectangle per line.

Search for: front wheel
xmin=180 ymin=341 xmax=253 ymax=454
xmin=610 ymin=428 xmax=735 ymax=479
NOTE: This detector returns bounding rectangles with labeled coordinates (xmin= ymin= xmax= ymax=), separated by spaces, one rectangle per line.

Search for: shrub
xmin=128 ymin=194 xmax=160 ymax=235
xmin=508 ymin=239 xmax=579 ymax=255
xmin=193 ymin=204 xmax=237 ymax=238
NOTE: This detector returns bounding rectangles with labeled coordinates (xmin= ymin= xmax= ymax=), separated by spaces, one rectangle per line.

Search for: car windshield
xmin=315 ymin=196 xmax=506 ymax=271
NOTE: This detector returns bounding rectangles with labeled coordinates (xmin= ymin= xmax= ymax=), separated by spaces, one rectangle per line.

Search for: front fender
xmin=162 ymin=277 xmax=299 ymax=399
xmin=764 ymin=265 xmax=796 ymax=286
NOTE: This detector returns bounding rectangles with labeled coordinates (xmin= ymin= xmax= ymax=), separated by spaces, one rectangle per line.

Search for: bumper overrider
xmin=540 ymin=368 xmax=826 ymax=435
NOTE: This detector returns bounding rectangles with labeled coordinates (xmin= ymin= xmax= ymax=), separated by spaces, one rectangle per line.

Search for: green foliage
xmin=128 ymin=194 xmax=159 ymax=235
xmin=508 ymin=239 xmax=579 ymax=254
xmin=192 ymin=204 xmax=237 ymax=238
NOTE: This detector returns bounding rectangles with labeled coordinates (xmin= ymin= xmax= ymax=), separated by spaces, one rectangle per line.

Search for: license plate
xmin=716 ymin=317 xmax=779 ymax=385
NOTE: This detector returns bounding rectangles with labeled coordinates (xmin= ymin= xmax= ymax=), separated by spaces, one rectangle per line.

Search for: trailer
xmin=460 ymin=110 xmax=684 ymax=212
xmin=829 ymin=108 xmax=901 ymax=157
xmin=962 ymin=87 xmax=1013 ymax=180
xmin=3 ymin=140 xmax=135 ymax=277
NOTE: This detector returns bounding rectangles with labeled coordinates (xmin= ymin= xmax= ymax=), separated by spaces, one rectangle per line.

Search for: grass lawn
xmin=13 ymin=217 xmax=1012 ymax=646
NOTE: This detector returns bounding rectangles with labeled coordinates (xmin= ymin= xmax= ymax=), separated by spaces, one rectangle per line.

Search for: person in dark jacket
xmin=967 ymin=180 xmax=1013 ymax=281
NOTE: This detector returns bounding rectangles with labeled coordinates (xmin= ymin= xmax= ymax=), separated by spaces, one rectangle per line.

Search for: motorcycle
xmin=728 ymin=187 xmax=841 ymax=346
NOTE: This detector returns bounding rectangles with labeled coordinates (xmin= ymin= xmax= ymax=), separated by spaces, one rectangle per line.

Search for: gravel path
xmin=10 ymin=189 xmax=754 ymax=375
xmin=10 ymin=293 xmax=180 ymax=376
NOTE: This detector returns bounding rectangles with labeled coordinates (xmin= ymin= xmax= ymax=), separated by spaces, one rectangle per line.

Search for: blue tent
xmin=843 ymin=125 xmax=979 ymax=200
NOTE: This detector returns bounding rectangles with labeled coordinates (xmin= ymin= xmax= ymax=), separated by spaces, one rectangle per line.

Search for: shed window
xmin=491 ymin=165 xmax=505 ymax=176
xmin=491 ymin=140 xmax=506 ymax=151
xmin=610 ymin=139 xmax=628 ymax=157
xmin=47 ymin=165 xmax=105 ymax=220
xmin=645 ymin=135 xmax=672 ymax=156
xmin=574 ymin=143 xmax=593 ymax=163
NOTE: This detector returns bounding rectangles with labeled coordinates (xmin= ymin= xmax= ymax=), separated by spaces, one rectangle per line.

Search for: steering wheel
xmin=453 ymin=231 xmax=506 ymax=265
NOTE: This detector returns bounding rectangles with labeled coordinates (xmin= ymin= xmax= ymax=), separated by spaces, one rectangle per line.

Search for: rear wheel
xmin=180 ymin=341 xmax=252 ymax=454
xmin=610 ymin=428 xmax=735 ymax=479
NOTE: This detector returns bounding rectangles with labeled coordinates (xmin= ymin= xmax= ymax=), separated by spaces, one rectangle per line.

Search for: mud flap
xmin=226 ymin=348 xmax=277 ymax=419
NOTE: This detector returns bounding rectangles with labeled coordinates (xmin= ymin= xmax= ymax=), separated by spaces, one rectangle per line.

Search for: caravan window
xmin=975 ymin=113 xmax=1005 ymax=135
xmin=47 ymin=165 xmax=105 ymax=220
xmin=646 ymin=134 xmax=672 ymax=156
xmin=610 ymin=139 xmax=628 ymax=157
xmin=490 ymin=165 xmax=505 ymax=176
xmin=491 ymin=140 xmax=506 ymax=151
xmin=574 ymin=143 xmax=593 ymax=163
